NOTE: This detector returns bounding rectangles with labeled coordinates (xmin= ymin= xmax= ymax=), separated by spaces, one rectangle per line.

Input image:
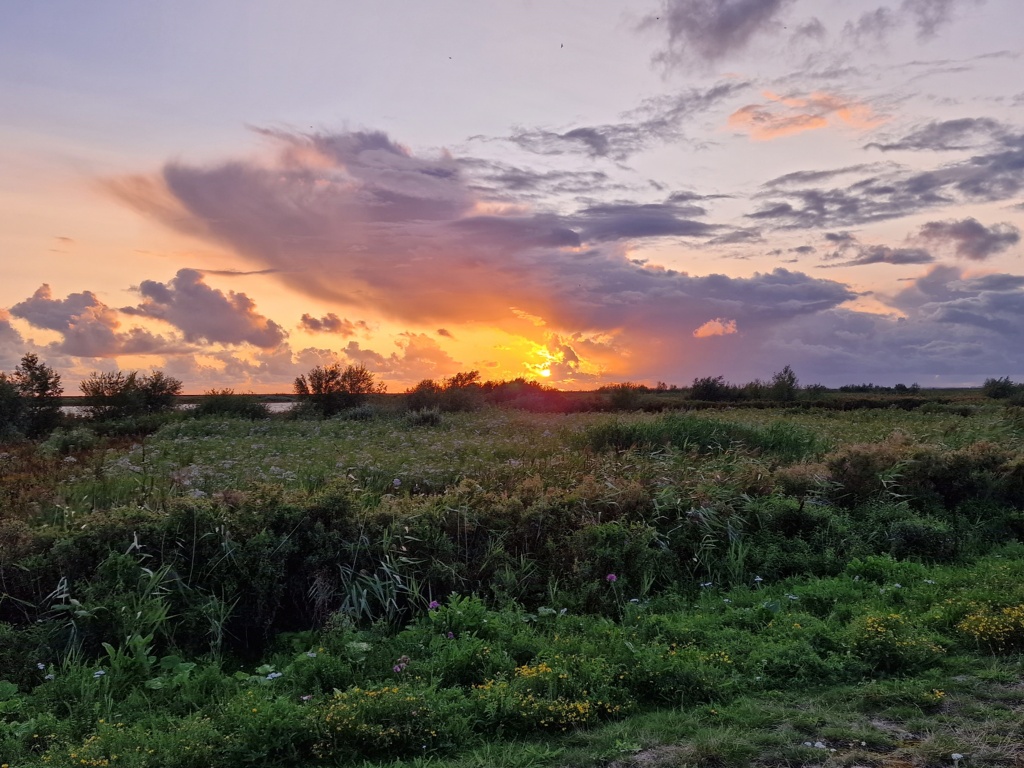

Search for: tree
xmin=690 ymin=375 xmax=736 ymax=402
xmin=294 ymin=363 xmax=385 ymax=417
xmin=0 ymin=375 xmax=27 ymax=439
xmin=8 ymin=353 xmax=63 ymax=435
xmin=982 ymin=377 xmax=1020 ymax=399
xmin=769 ymin=365 xmax=799 ymax=402
xmin=80 ymin=369 xmax=183 ymax=419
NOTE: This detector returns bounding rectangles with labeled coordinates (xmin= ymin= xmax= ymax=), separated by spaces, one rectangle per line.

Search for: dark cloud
xmin=844 ymin=0 xmax=984 ymax=44
xmin=764 ymin=164 xmax=887 ymax=187
xmin=822 ymin=244 xmax=935 ymax=267
xmin=299 ymin=313 xmax=369 ymax=336
xmin=916 ymin=217 xmax=1021 ymax=260
xmin=567 ymin=202 xmax=714 ymax=241
xmin=105 ymin=126 xmax=869 ymax=390
xmin=504 ymin=82 xmax=749 ymax=160
xmin=437 ymin=328 xmax=453 ymax=338
xmin=648 ymin=0 xmax=794 ymax=63
xmin=460 ymin=158 xmax=613 ymax=199
xmin=123 ymin=269 xmax=287 ymax=348
xmin=0 ymin=310 xmax=28 ymax=370
xmin=710 ymin=265 xmax=1024 ymax=386
xmin=843 ymin=7 xmax=899 ymax=44
xmin=200 ymin=268 xmax=281 ymax=277
xmin=865 ymin=118 xmax=1004 ymax=152
xmin=10 ymin=285 xmax=185 ymax=358
xmin=749 ymin=132 xmax=1024 ymax=228
xmin=791 ymin=245 xmax=816 ymax=254
xmin=903 ymin=0 xmax=982 ymax=40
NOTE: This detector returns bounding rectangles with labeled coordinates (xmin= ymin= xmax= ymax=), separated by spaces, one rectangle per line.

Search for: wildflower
xmin=700 ymin=581 xmax=713 ymax=588
xmin=893 ymin=583 xmax=902 ymax=589
xmin=44 ymin=674 xmax=54 ymax=681
xmin=606 ymin=573 xmax=617 ymax=583
xmin=952 ymin=754 xmax=964 ymax=766
xmin=266 ymin=671 xmax=283 ymax=680
xmin=393 ymin=664 xmax=407 ymax=673
xmin=306 ymin=651 xmax=317 ymax=658
xmin=428 ymin=600 xmax=441 ymax=610
xmin=300 ymin=694 xmax=313 ymax=701
xmin=753 ymin=576 xmax=763 ymax=584
xmin=93 ymin=670 xmax=106 ymax=678
xmin=786 ymin=593 xmax=799 ymax=601
xmin=446 ymin=632 xmax=455 ymax=639
xmin=37 ymin=662 xmax=46 ymax=670
xmin=393 ymin=478 xmax=401 ymax=489
xmin=925 ymin=579 xmax=936 ymax=584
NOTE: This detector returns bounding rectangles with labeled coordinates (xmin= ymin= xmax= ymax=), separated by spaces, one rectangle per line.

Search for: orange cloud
xmin=693 ymin=318 xmax=738 ymax=338
xmin=728 ymin=91 xmax=884 ymax=141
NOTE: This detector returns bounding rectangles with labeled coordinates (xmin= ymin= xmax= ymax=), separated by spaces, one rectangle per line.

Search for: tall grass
xmin=579 ymin=414 xmax=825 ymax=462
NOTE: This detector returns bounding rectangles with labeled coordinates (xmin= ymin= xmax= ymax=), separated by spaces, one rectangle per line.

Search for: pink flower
xmin=606 ymin=573 xmax=618 ymax=583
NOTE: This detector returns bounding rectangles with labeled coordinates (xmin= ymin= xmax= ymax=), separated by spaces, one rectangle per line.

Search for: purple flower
xmin=393 ymin=663 xmax=407 ymax=673
xmin=446 ymin=631 xmax=455 ymax=639
xmin=606 ymin=573 xmax=617 ymax=583
xmin=428 ymin=600 xmax=441 ymax=610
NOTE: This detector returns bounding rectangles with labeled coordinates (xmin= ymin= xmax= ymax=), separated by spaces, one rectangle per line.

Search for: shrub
xmin=690 ymin=375 xmax=738 ymax=402
xmin=80 ymin=369 xmax=183 ymax=420
xmin=847 ymin=612 xmax=945 ymax=674
xmin=982 ymin=376 xmax=1020 ymax=399
xmin=312 ymin=683 xmax=471 ymax=759
xmin=193 ymin=389 xmax=270 ymax=419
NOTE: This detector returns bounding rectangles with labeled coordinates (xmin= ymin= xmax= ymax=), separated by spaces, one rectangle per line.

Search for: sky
xmin=1 ymin=0 xmax=1023 ymax=393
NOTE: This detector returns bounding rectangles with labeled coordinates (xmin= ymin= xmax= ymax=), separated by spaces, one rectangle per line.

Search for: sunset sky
xmin=2 ymin=1 xmax=1022 ymax=393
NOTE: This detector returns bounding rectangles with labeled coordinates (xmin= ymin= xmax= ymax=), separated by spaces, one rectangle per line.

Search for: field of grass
xmin=2 ymin=400 xmax=1024 ymax=767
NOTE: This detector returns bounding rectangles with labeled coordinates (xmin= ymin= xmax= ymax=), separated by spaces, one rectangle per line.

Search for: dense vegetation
xmin=2 ymin=359 xmax=1024 ymax=767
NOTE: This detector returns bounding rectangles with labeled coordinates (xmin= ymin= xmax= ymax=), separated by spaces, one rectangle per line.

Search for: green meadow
xmin=3 ymin=393 xmax=1024 ymax=767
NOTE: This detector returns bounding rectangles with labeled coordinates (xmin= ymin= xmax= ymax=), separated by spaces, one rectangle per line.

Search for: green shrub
xmin=192 ymin=390 xmax=270 ymax=419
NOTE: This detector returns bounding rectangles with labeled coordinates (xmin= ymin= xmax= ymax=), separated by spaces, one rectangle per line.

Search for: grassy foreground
xmin=2 ymin=402 xmax=1024 ymax=767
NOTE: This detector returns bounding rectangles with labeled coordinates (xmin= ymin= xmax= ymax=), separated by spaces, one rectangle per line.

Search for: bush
xmin=80 ymin=369 xmax=183 ymax=420
xmin=982 ymin=376 xmax=1021 ymax=399
xmin=193 ymin=389 xmax=270 ymax=419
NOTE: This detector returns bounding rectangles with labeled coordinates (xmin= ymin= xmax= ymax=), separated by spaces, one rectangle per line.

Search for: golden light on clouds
xmin=693 ymin=318 xmax=738 ymax=338
xmin=728 ymin=91 xmax=885 ymax=141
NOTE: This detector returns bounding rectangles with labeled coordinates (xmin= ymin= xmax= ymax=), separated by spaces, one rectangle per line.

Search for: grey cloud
xmin=822 ymin=244 xmax=935 ymax=267
xmin=10 ymin=285 xmax=187 ymax=358
xmin=843 ymin=7 xmax=899 ymax=44
xmin=764 ymin=164 xmax=887 ymax=187
xmin=903 ymin=0 xmax=983 ymax=40
xmin=720 ymin=265 xmax=1024 ymax=386
xmin=865 ymin=118 xmax=1004 ymax=152
xmin=124 ymin=269 xmax=287 ymax=348
xmin=11 ymin=286 xmax=103 ymax=332
xmin=568 ymin=202 xmax=715 ymax=242
xmin=916 ymin=217 xmax=1021 ymax=260
xmin=299 ymin=313 xmax=369 ymax=336
xmin=844 ymin=0 xmax=984 ymax=45
xmin=461 ymin=158 xmax=613 ymax=199
xmin=110 ymin=128 xmax=865 ymax=383
xmin=649 ymin=0 xmax=794 ymax=63
xmin=749 ymin=132 xmax=1024 ymax=228
xmin=505 ymin=82 xmax=749 ymax=160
